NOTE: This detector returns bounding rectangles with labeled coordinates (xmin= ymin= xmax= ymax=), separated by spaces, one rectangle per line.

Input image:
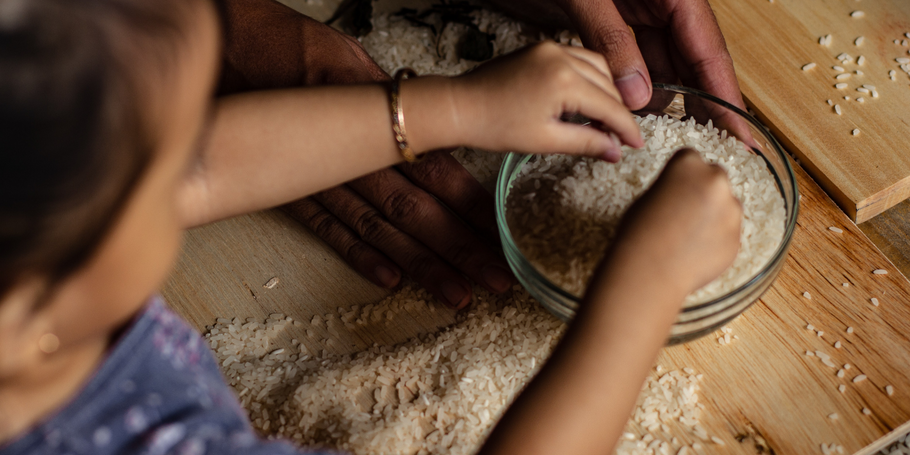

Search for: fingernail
xmin=615 ymin=72 xmax=650 ymax=109
xmin=374 ymin=266 xmax=400 ymax=288
xmin=600 ymin=133 xmax=623 ymax=162
xmin=441 ymin=281 xmax=469 ymax=309
xmin=482 ymin=265 xmax=514 ymax=293
xmin=601 ymin=147 xmax=621 ymax=163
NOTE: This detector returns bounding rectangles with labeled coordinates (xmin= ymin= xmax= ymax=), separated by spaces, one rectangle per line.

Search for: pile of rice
xmin=207 ymin=285 xmax=716 ymax=455
xmin=506 ymin=114 xmax=787 ymax=304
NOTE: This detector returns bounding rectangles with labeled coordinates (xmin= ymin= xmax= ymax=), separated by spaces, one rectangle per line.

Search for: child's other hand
xmin=451 ymin=41 xmax=644 ymax=161
xmin=609 ymin=149 xmax=742 ymax=298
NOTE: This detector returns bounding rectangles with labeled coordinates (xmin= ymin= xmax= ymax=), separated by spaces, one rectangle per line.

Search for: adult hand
xmin=486 ymin=0 xmax=744 ymax=112
xmin=555 ymin=0 xmax=744 ymax=113
xmin=218 ymin=0 xmax=513 ymax=309
xmin=286 ymin=152 xmax=512 ymax=310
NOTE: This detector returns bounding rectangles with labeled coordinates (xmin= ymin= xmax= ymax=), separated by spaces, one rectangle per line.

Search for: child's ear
xmin=0 ymin=279 xmax=54 ymax=380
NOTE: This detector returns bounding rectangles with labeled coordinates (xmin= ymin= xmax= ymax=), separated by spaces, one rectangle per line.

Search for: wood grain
xmin=710 ymin=0 xmax=910 ymax=222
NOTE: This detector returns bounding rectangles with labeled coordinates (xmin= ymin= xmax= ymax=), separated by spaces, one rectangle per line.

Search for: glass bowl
xmin=494 ymin=83 xmax=799 ymax=345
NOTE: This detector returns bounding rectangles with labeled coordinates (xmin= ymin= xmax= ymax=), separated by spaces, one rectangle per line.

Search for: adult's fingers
xmin=311 ymin=184 xmax=473 ymax=309
xmin=666 ymin=0 xmax=744 ymax=110
xmin=282 ymin=197 xmax=402 ymax=289
xmin=559 ymin=0 xmax=652 ymax=109
xmin=632 ymin=27 xmax=679 ymax=114
xmin=396 ymin=151 xmax=499 ymax=245
xmin=347 ymin=168 xmax=515 ymax=297
xmin=668 ymin=39 xmax=754 ymax=144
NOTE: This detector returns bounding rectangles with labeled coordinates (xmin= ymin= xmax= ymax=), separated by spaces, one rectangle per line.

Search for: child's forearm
xmin=179 ymin=78 xmax=457 ymax=228
xmin=479 ymin=249 xmax=686 ymax=455
xmin=179 ymin=42 xmax=642 ymax=227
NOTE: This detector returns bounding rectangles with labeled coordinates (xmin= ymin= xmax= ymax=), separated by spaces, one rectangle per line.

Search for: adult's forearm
xmin=479 ymin=251 xmax=684 ymax=455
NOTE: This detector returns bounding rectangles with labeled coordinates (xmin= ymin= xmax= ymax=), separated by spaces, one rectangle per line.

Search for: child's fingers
xmin=561 ymin=46 xmax=613 ymax=80
xmin=560 ymin=78 xmax=643 ymax=149
xmin=561 ymin=46 xmax=621 ymax=98
xmin=544 ymin=122 xmax=625 ymax=161
xmin=561 ymin=50 xmax=624 ymax=106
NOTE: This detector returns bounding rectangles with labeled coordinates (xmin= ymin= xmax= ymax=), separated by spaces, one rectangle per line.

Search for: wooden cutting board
xmin=163 ymin=157 xmax=910 ymax=454
xmin=710 ymin=0 xmax=910 ymax=223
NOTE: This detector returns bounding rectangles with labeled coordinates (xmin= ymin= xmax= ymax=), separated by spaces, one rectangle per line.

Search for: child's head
xmin=0 ymin=0 xmax=219 ymax=373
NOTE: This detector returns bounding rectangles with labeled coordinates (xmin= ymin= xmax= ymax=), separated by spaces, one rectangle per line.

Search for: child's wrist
xmin=589 ymin=244 xmax=692 ymax=313
xmin=398 ymin=76 xmax=463 ymax=155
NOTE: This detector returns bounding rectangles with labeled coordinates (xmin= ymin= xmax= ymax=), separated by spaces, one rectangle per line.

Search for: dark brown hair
xmin=0 ymin=0 xmax=200 ymax=301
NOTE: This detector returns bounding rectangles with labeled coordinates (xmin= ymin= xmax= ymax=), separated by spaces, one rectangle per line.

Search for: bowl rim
xmin=495 ymin=83 xmax=800 ymax=314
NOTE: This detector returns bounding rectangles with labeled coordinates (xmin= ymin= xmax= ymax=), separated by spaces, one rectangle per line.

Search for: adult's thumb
xmin=562 ymin=1 xmax=652 ymax=109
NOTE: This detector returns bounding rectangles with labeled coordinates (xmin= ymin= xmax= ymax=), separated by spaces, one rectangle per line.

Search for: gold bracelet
xmin=390 ymin=68 xmax=419 ymax=163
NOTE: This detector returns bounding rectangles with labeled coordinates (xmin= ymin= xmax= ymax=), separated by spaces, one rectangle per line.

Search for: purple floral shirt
xmin=1 ymin=296 xmax=328 ymax=455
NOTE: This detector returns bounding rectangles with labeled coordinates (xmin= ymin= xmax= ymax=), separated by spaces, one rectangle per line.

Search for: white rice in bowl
xmin=506 ymin=114 xmax=787 ymax=305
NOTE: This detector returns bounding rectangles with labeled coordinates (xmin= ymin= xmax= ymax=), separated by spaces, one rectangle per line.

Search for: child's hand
xmin=450 ymin=41 xmax=644 ymax=161
xmin=608 ymin=149 xmax=742 ymax=297
xmin=480 ymin=150 xmax=740 ymax=455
